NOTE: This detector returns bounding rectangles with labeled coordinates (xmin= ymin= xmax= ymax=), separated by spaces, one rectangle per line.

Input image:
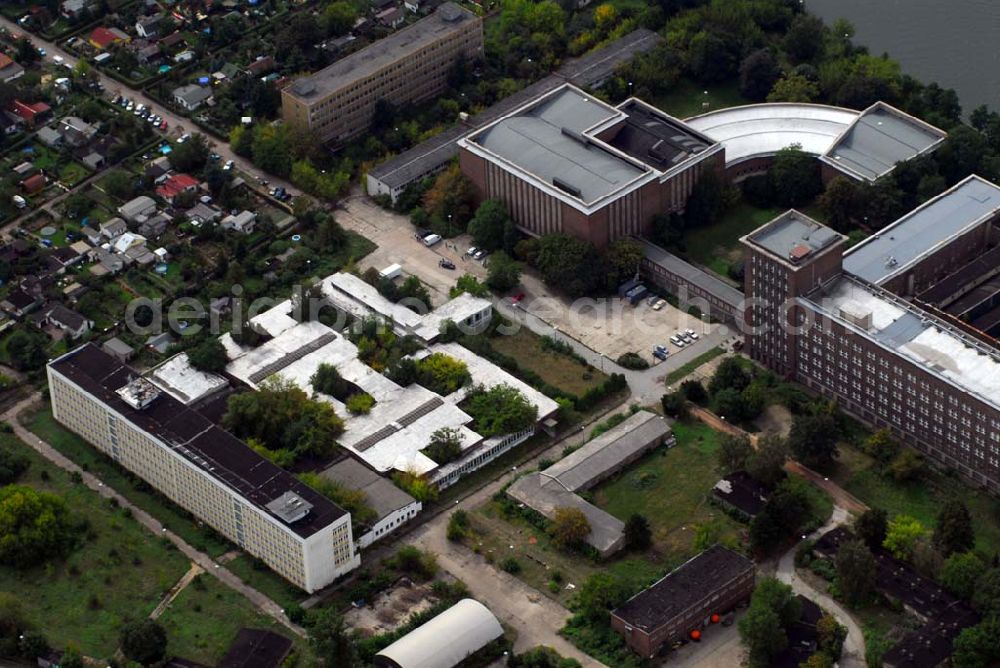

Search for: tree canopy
xmin=120 ymin=619 xmax=167 ymax=666
xmin=187 ymin=337 xmax=229 ymax=374
xmin=0 ymin=485 xmax=80 ymax=568
xmin=933 ymin=499 xmax=975 ymax=557
xmin=535 ymin=234 xmax=603 ymax=298
xmin=835 ymin=538 xmax=876 ymax=606
xmin=462 ymin=383 xmax=538 ymax=437
xmin=550 ymin=506 xmax=591 ymax=550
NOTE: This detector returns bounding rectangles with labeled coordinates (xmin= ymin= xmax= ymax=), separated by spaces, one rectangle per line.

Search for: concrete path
xmin=4 ymin=394 xmax=305 ymax=638
xmin=149 ymin=563 xmax=204 ymax=620
xmin=775 ymin=506 xmax=866 ymax=668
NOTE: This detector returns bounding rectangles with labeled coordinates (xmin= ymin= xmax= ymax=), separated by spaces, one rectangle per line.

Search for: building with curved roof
xmin=374 ymin=599 xmax=503 ymax=668
xmin=684 ymin=103 xmax=859 ymax=167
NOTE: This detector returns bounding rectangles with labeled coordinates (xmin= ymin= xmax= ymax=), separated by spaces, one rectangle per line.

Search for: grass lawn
xmin=489 ymin=328 xmax=609 ymax=397
xmin=158 ymin=573 xmax=311 ymax=666
xmin=59 ymin=161 xmax=90 ymax=187
xmin=680 ymin=201 xmax=783 ymax=277
xmin=224 ymin=555 xmax=305 ymax=611
xmin=663 ymin=346 xmax=724 ymax=387
xmin=829 ymin=442 xmax=1000 ymax=557
xmin=0 ymin=430 xmax=189 ymax=658
xmin=653 ymin=79 xmax=750 ymax=120
xmin=24 ymin=407 xmax=234 ymax=558
xmin=592 ymin=420 xmax=745 ymax=561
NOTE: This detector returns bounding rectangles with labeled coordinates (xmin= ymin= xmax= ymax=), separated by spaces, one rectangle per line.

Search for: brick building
xmin=741 ymin=181 xmax=1000 ymax=491
xmin=611 ymin=545 xmax=754 ymax=658
xmin=281 ymin=2 xmax=482 ymax=144
xmin=458 ymin=84 xmax=724 ymax=249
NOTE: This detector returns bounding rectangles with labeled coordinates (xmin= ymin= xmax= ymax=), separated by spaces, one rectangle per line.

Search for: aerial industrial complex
xmin=742 ymin=176 xmax=1000 ymax=491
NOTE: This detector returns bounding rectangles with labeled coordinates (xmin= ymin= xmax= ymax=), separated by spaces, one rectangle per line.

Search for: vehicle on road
xmin=125 ymin=100 xmax=134 ymax=111
xmin=178 ymin=133 xmax=191 ymax=144
xmin=52 ymin=55 xmax=63 ymax=65
xmin=209 ymin=153 xmax=221 ymax=161
xmin=415 ymin=227 xmax=431 ymax=239
xmin=12 ymin=195 xmax=26 ymax=209
xmin=159 ymin=120 xmax=168 ymax=131
xmin=37 ymin=47 xmax=45 ymax=57
xmin=670 ymin=336 xmax=686 ymax=348
xmin=439 ymin=259 xmax=456 ymax=270
xmin=422 ymin=233 xmax=442 ymax=247
xmin=379 ymin=264 xmax=402 ymax=280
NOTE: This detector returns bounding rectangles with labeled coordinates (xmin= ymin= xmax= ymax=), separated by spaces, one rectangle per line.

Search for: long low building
xmin=374 ymin=599 xmax=503 ymax=668
xmin=47 ymin=345 xmax=360 ymax=593
xmin=507 ymin=410 xmax=672 ymax=557
xmin=638 ymin=237 xmax=744 ymax=323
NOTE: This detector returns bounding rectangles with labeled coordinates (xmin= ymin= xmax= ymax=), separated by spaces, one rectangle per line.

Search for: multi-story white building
xmin=47 ymin=344 xmax=360 ymax=593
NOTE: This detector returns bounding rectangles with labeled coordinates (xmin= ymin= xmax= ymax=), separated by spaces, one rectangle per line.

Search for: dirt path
xmin=149 ymin=563 xmax=204 ymax=620
xmin=5 ymin=394 xmax=305 ymax=638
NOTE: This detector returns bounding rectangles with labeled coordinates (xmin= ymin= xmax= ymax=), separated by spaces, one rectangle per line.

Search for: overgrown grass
xmin=24 ymin=407 xmax=233 ymax=557
xmin=489 ymin=328 xmax=609 ymax=397
xmin=0 ymin=430 xmax=189 ymax=658
xmin=653 ymin=78 xmax=749 ymax=119
xmin=224 ymin=555 xmax=304 ymax=611
xmin=680 ymin=202 xmax=783 ymax=277
xmin=663 ymin=347 xmax=725 ymax=387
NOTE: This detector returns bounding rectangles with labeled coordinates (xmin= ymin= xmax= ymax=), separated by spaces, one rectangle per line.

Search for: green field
xmin=664 ymin=346 xmax=725 ymax=388
xmin=593 ymin=421 xmax=746 ymax=560
xmin=158 ymin=574 xmax=309 ymax=666
xmin=24 ymin=408 xmax=233 ymax=558
xmin=830 ymin=443 xmax=1000 ymax=557
xmin=653 ymin=79 xmax=749 ymax=120
xmin=224 ymin=555 xmax=305 ymax=611
xmin=489 ymin=328 xmax=609 ymax=397
xmin=681 ymin=202 xmax=783 ymax=277
xmin=0 ymin=431 xmax=189 ymax=658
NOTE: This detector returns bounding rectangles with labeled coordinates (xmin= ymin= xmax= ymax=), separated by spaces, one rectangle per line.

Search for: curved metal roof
xmin=684 ymin=103 xmax=859 ymax=165
xmin=374 ymin=599 xmax=503 ymax=668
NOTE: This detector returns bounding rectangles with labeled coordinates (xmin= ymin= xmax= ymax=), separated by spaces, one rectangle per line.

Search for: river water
xmin=806 ymin=0 xmax=1000 ymax=115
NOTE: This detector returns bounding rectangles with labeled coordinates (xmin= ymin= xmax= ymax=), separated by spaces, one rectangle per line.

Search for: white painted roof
xmin=375 ymin=599 xmax=503 ymax=668
xmin=146 ymin=352 xmax=228 ymax=405
xmin=685 ymin=103 xmax=859 ymax=164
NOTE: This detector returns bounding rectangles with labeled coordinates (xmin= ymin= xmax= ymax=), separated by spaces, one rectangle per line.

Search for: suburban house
xmin=376 ymin=6 xmax=405 ymax=28
xmin=44 ymin=304 xmax=93 ymax=339
xmin=10 ymin=100 xmax=52 ymax=127
xmin=135 ymin=14 xmax=163 ymax=39
xmin=37 ymin=126 xmax=62 ymax=147
xmin=1 ymin=288 xmax=41 ymax=317
xmin=60 ymin=0 xmax=95 ymax=19
xmin=0 ymin=54 xmax=24 ymax=83
xmin=20 ymin=173 xmax=46 ymax=195
xmin=57 ymin=116 xmax=98 ymax=147
xmin=102 ymin=337 xmax=134 ymax=362
xmin=172 ymin=84 xmax=213 ymax=111
xmin=99 ymin=217 xmax=128 ymax=239
xmin=89 ymin=26 xmax=130 ymax=50
xmin=220 ymin=210 xmax=256 ymax=234
xmin=155 ymin=173 xmax=199 ymax=203
xmin=118 ymin=195 xmax=157 ymax=223
xmin=138 ymin=212 xmax=171 ymax=238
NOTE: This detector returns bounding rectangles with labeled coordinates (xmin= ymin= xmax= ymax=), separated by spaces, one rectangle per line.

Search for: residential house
xmin=118 ymin=195 xmax=157 ymax=223
xmin=62 ymin=281 xmax=88 ymax=303
xmin=45 ymin=304 xmax=93 ymax=339
xmin=136 ymin=43 xmax=162 ymax=65
xmin=50 ymin=246 xmax=85 ymax=271
xmin=37 ymin=126 xmax=62 ymax=147
xmin=376 ymin=6 xmax=405 ymax=28
xmin=135 ymin=14 xmax=163 ymax=39
xmin=0 ymin=289 xmax=40 ymax=317
xmin=172 ymin=84 xmax=212 ymax=111
xmin=60 ymin=0 xmax=94 ymax=19
xmin=82 ymin=152 xmax=105 ymax=170
xmin=102 ymin=337 xmax=134 ymax=362
xmin=0 ymin=113 xmax=20 ymax=136
xmin=220 ymin=210 xmax=256 ymax=234
xmin=124 ymin=245 xmax=156 ymax=266
xmin=138 ymin=212 xmax=170 ymax=238
xmin=404 ymin=0 xmax=422 ymax=12
xmin=246 ymin=56 xmax=275 ymax=78
xmin=185 ymin=202 xmax=221 ymax=226
xmin=371 ymin=0 xmax=395 ymax=10
xmin=20 ymin=173 xmax=46 ymax=195
xmin=89 ymin=27 xmax=130 ymax=50
xmin=10 ymin=100 xmax=52 ymax=127
xmin=0 ymin=54 xmax=24 ymax=83
xmin=90 ymin=247 xmax=125 ymax=275
xmin=159 ymin=32 xmax=185 ymax=50
xmin=145 ymin=155 xmax=172 ymax=181
xmin=12 ymin=162 xmax=33 ymax=178
xmin=100 ymin=217 xmax=128 ymax=239
xmin=69 ymin=240 xmax=92 ymax=257
xmin=57 ymin=116 xmax=98 ymax=148
xmin=155 ymin=173 xmax=199 ymax=204
xmin=146 ymin=332 xmax=173 ymax=353
xmin=111 ymin=232 xmax=147 ymax=255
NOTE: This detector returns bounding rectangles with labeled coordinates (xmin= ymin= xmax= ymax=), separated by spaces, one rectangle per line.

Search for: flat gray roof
xmin=544 ymin=411 xmax=671 ymax=492
xmin=823 ymin=103 xmax=946 ymax=181
xmin=321 ymin=457 xmax=416 ymax=520
xmin=639 ymin=239 xmax=745 ymax=309
xmin=743 ymin=210 xmax=845 ymax=266
xmin=843 ymin=175 xmax=1000 ymax=285
xmin=469 ymin=87 xmax=647 ymax=204
xmin=286 ymin=2 xmax=477 ymax=102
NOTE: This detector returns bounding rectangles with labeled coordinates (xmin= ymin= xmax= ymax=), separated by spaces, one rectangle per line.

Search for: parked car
xmin=223 ymin=160 xmax=234 ymax=171
xmin=473 ymin=248 xmax=488 ymax=260
xmin=423 ymin=233 xmax=442 ymax=247
xmin=685 ymin=328 xmax=699 ymax=340
xmin=159 ymin=120 xmax=168 ymax=131
xmin=466 ymin=246 xmax=478 ymax=257
xmin=415 ymin=227 xmax=431 ymax=239
xmin=670 ymin=336 xmax=686 ymax=348
xmin=653 ymin=348 xmax=668 ymax=361
xmin=37 ymin=47 xmax=45 ymax=57
xmin=652 ymin=298 xmax=666 ymax=311
xmin=511 ymin=293 xmax=525 ymax=303
xmin=209 ymin=153 xmax=221 ymax=161
xmin=178 ymin=133 xmax=191 ymax=144
xmin=439 ymin=259 xmax=456 ymax=270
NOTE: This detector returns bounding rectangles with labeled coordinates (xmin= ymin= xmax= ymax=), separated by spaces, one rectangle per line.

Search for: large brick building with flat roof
xmin=458 ymin=84 xmax=724 ymax=249
xmin=611 ymin=545 xmax=754 ymax=658
xmin=281 ymin=2 xmax=482 ymax=144
xmin=741 ymin=179 xmax=1000 ymax=491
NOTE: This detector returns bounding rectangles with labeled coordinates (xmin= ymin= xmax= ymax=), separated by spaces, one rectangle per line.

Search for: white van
xmin=378 ymin=263 xmax=402 ymax=280
xmin=422 ymin=233 xmax=442 ymax=247
xmin=52 ymin=55 xmax=64 ymax=65
xmin=11 ymin=195 xmax=26 ymax=209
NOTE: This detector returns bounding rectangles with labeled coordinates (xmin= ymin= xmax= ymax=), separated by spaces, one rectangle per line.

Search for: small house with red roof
xmin=9 ymin=100 xmax=51 ymax=127
xmin=155 ymin=173 xmax=199 ymax=203
xmin=89 ymin=27 xmax=130 ymax=50
xmin=0 ymin=54 xmax=24 ymax=83
xmin=20 ymin=173 xmax=47 ymax=195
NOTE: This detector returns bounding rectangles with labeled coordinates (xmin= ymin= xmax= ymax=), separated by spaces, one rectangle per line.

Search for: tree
xmin=709 ymin=357 xmax=751 ymax=394
xmin=740 ymin=578 xmax=800 ymax=667
xmin=739 ymin=50 xmax=781 ymax=102
xmin=835 ymin=538 xmax=877 ymax=606
xmin=0 ymin=485 xmax=78 ymax=568
xmin=120 ymin=619 xmax=167 ymax=665
xmin=687 ymin=30 xmax=738 ymax=83
xmin=486 ymin=251 xmax=522 ymax=292
xmin=973 ymin=569 xmax=1000 ymax=615
xmin=102 ymin=170 xmax=135 ymax=200
xmin=423 ymin=427 xmax=463 ymax=464
xmin=624 ymin=513 xmax=652 ymax=551
xmin=747 ymin=435 xmax=788 ymax=488
xmin=603 ymin=237 xmax=643 ymax=288
xmin=863 ymin=428 xmax=899 ymax=468
xmin=783 ymin=13 xmax=825 ymax=63
xmin=423 ymin=165 xmax=476 ymax=234
xmin=854 ymin=508 xmax=888 ymax=551
xmin=818 ymin=176 xmax=866 ymax=232
xmin=468 ymin=199 xmax=510 ymax=251
xmin=169 ymin=133 xmax=210 ymax=173
xmin=463 ymin=384 xmax=538 ymax=437
xmin=5 ymin=329 xmax=48 ymax=372
xmin=509 ymin=646 xmax=582 ymax=668
xmin=413 ymin=353 xmax=470 ymax=395
xmin=345 ymin=393 xmax=374 ymax=414
xmin=0 ymin=448 xmax=28 ymax=485
xmin=311 ymin=363 xmax=352 ymax=399
xmin=323 ymin=0 xmax=357 ymax=37
xmin=953 ymin=616 xmax=1000 ymax=668
xmin=767 ymin=72 xmax=819 ymax=103
xmin=940 ymin=552 xmax=983 ymax=600
xmin=934 ymin=499 xmax=975 ymax=557
xmin=770 ymin=145 xmax=822 ymax=207
xmin=550 ymin=506 xmax=590 ymax=550
xmin=660 ymin=391 xmax=687 ymax=419
xmin=680 ymin=380 xmax=708 ymax=404
xmin=882 ymin=515 xmax=926 ymax=561
xmin=310 ymin=606 xmax=357 ymax=667
xmin=715 ymin=387 xmax=750 ymax=422
xmin=573 ymin=572 xmax=628 ymax=622
xmin=535 ymin=233 xmax=602 ymax=297
xmin=787 ymin=414 xmax=839 ymax=470
xmin=186 ymin=337 xmax=228 ymax=373
xmin=888 ymin=448 xmax=923 ymax=482
xmin=717 ymin=434 xmax=753 ymax=474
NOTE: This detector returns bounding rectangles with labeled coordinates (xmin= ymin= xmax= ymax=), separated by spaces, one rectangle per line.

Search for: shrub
xmin=345 ymin=393 xmax=375 ymax=414
xmin=616 ymin=352 xmax=649 ymax=370
xmin=500 ymin=557 xmax=522 ymax=574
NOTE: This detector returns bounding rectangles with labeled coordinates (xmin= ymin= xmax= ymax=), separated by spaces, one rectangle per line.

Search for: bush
xmin=345 ymin=392 xmax=375 ymax=414
xmin=388 ymin=545 xmax=438 ymax=581
xmin=616 ymin=352 xmax=649 ymax=370
xmin=500 ymin=557 xmax=522 ymax=574
xmin=447 ymin=510 xmax=470 ymax=541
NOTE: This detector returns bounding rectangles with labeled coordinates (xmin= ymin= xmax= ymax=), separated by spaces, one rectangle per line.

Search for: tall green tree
xmin=835 ymin=538 xmax=877 ymax=606
xmin=468 ymin=199 xmax=510 ymax=251
xmin=120 ymin=619 xmax=167 ymax=666
xmin=624 ymin=513 xmax=652 ymax=551
xmin=486 ymin=251 xmax=522 ymax=292
xmin=787 ymin=414 xmax=839 ymax=470
xmin=953 ymin=616 xmax=1000 ymax=668
xmin=535 ymin=233 xmax=602 ymax=297
xmin=0 ymin=485 xmax=79 ymax=568
xmin=310 ymin=606 xmax=356 ymax=667
xmin=739 ymin=49 xmax=781 ymax=101
xmin=882 ymin=515 xmax=926 ymax=561
xmin=769 ymin=145 xmax=822 ymax=207
xmin=933 ymin=499 xmax=975 ymax=557
xmin=854 ymin=508 xmax=888 ymax=551
xmin=940 ymin=552 xmax=983 ymax=601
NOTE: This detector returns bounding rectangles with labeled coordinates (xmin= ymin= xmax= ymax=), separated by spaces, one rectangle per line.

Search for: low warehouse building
xmin=374 ymin=598 xmax=503 ymax=668
xmin=507 ymin=410 xmax=673 ymax=557
xmin=611 ymin=545 xmax=755 ymax=658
